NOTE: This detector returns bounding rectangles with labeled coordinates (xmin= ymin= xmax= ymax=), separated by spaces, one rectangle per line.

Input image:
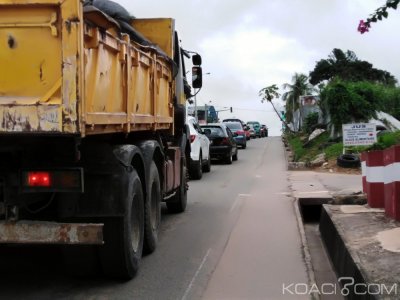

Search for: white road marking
xmin=230 ymin=194 xmax=251 ymax=213
xmin=296 ymin=191 xmax=330 ymax=194
xmin=181 ymin=248 xmax=211 ymax=300
xmin=230 ymin=198 xmax=241 ymax=213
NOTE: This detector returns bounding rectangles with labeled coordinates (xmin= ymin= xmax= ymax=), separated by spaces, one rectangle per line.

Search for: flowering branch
xmin=358 ymin=0 xmax=399 ymax=33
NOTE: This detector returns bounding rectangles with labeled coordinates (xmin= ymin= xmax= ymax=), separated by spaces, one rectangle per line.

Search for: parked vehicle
xmin=0 ymin=0 xmax=201 ymax=279
xmin=201 ymin=123 xmax=238 ymax=164
xmin=223 ymin=121 xmax=247 ymax=149
xmin=243 ymin=125 xmax=251 ymax=140
xmin=222 ymin=118 xmax=246 ymax=127
xmin=247 ymin=121 xmax=262 ymax=138
xmin=187 ymin=116 xmax=211 ymax=179
xmin=247 ymin=124 xmax=256 ymax=139
xmin=261 ymin=124 xmax=269 ymax=137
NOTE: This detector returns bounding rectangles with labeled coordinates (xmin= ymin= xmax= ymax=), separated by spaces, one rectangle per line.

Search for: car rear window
xmin=225 ymin=123 xmax=242 ymax=130
xmin=202 ymin=127 xmax=225 ymax=137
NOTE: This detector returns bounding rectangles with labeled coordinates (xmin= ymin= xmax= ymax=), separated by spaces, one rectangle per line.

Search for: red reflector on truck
xmin=21 ymin=169 xmax=83 ymax=193
xmin=28 ymin=172 xmax=51 ymax=187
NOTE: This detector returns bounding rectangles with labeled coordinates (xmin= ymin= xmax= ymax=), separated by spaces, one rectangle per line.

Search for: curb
xmin=293 ymin=197 xmax=321 ymax=300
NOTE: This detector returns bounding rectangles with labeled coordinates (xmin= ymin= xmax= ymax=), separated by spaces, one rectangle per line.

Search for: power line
xmin=220 ymin=107 xmax=276 ymax=113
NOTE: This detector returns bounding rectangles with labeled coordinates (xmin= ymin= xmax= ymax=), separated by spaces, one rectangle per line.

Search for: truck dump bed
xmin=0 ymin=0 xmax=175 ymax=135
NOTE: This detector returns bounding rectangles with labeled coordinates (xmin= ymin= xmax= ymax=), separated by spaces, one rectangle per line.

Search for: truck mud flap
xmin=0 ymin=221 xmax=103 ymax=245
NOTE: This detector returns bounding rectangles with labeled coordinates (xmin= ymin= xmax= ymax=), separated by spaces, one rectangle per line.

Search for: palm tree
xmin=259 ymin=84 xmax=294 ymax=133
xmin=281 ymin=73 xmax=315 ymax=130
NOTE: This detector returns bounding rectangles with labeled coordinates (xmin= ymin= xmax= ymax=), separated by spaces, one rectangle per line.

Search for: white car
xmin=187 ymin=116 xmax=211 ymax=179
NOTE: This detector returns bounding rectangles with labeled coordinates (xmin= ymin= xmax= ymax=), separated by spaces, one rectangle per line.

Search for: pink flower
xmin=358 ymin=20 xmax=370 ymax=34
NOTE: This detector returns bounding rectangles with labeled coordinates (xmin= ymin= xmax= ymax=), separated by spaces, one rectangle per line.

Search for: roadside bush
xmin=303 ymin=112 xmax=319 ymax=134
xmin=367 ymin=130 xmax=400 ymax=150
xmin=320 ymin=79 xmax=383 ymax=133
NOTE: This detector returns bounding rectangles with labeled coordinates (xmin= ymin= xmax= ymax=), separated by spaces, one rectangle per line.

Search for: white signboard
xmin=342 ymin=123 xmax=377 ymax=146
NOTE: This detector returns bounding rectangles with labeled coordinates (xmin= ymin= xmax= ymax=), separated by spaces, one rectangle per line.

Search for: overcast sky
xmin=116 ymin=0 xmax=400 ymax=136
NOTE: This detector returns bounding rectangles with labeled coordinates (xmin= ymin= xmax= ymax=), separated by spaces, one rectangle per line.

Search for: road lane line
xmin=230 ymin=194 xmax=251 ymax=213
xmin=181 ymin=248 xmax=211 ymax=300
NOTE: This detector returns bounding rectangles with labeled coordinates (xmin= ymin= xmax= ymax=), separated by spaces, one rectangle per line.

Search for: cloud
xmin=114 ymin=0 xmax=400 ymax=136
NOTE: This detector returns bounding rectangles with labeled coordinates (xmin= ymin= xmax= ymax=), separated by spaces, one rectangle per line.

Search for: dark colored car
xmin=201 ymin=123 xmax=238 ymax=164
xmin=261 ymin=124 xmax=268 ymax=137
xmin=223 ymin=121 xmax=247 ymax=149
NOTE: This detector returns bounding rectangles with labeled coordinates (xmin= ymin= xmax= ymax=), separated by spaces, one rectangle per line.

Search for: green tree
xmin=281 ymin=73 xmax=315 ymax=125
xmin=259 ymin=84 xmax=294 ymax=132
xmin=320 ymin=79 xmax=383 ymax=133
xmin=309 ymin=48 xmax=397 ymax=86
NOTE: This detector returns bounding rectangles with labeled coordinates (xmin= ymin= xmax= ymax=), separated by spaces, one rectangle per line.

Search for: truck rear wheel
xmin=143 ymin=161 xmax=161 ymax=254
xmin=99 ymin=169 xmax=144 ymax=279
xmin=166 ymin=157 xmax=187 ymax=213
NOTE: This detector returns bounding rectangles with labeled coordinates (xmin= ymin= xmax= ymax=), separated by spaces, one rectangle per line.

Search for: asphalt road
xmin=0 ymin=136 xmax=309 ymax=300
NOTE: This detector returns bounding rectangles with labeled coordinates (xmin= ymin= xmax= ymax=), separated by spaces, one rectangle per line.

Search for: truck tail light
xmin=21 ymin=169 xmax=83 ymax=193
xmin=190 ymin=135 xmax=196 ymax=143
xmin=28 ymin=172 xmax=51 ymax=187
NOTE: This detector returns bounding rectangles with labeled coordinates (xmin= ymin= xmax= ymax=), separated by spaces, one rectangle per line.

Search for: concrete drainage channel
xmin=297 ymin=197 xmax=344 ymax=300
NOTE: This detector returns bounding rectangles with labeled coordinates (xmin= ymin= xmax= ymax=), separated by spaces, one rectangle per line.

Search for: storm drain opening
xmin=298 ymin=198 xmax=331 ymax=223
xmin=298 ymin=197 xmax=343 ymax=298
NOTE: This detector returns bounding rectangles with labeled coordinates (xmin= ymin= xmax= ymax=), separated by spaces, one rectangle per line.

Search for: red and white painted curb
xmin=362 ymin=145 xmax=400 ymax=221
xmin=383 ymin=146 xmax=400 ymax=220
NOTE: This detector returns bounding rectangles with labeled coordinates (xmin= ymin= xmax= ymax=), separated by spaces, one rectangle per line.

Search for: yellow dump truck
xmin=0 ymin=0 xmax=201 ymax=279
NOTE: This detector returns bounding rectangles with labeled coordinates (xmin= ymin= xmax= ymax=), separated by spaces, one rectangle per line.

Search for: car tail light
xmin=190 ymin=135 xmax=196 ymax=143
xmin=221 ymin=137 xmax=230 ymax=145
xmin=28 ymin=172 xmax=51 ymax=187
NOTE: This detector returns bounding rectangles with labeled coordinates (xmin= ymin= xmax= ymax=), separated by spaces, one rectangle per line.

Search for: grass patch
xmin=324 ymin=142 xmax=343 ymax=159
xmin=287 ymin=134 xmax=307 ymax=161
xmin=287 ymin=132 xmax=331 ymax=162
xmin=286 ymin=130 xmax=400 ymax=163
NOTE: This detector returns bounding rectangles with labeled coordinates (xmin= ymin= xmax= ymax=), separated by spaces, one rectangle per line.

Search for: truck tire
xmin=166 ymin=157 xmax=188 ymax=213
xmin=99 ymin=169 xmax=144 ymax=279
xmin=143 ymin=161 xmax=161 ymax=254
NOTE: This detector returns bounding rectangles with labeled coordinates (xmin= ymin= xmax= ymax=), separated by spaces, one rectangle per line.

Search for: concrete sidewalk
xmin=288 ymin=171 xmax=362 ymax=199
xmin=289 ymin=170 xmax=400 ymax=299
